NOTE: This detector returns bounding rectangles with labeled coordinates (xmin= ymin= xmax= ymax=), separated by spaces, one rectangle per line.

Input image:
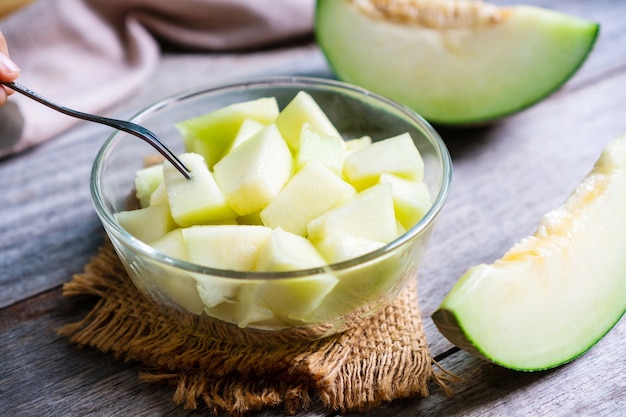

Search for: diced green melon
xmin=197 ymin=228 xmax=335 ymax=327
xmin=343 ymin=133 xmax=424 ymax=190
xmin=181 ymin=225 xmax=272 ymax=271
xmin=260 ymin=162 xmax=356 ymax=236
xmin=307 ymin=183 xmax=398 ymax=243
xmin=163 ymin=153 xmax=236 ymax=227
xmin=148 ymin=180 xmax=168 ymax=206
xmin=115 ymin=203 xmax=177 ymax=243
xmin=232 ymin=284 xmax=278 ymax=328
xmin=203 ymin=283 xmax=277 ymax=328
xmin=314 ymin=234 xmax=386 ymax=264
xmin=255 ymin=273 xmax=339 ymax=322
xmin=190 ymin=140 xmax=220 ymax=171
xmin=134 ymin=164 xmax=164 ymax=208
xmin=256 ymin=228 xmax=327 ymax=272
xmin=379 ymin=173 xmax=432 ymax=230
xmin=213 ymin=124 xmax=293 ymax=216
xmin=396 ymin=220 xmax=407 ymax=236
xmin=195 ymin=274 xmax=243 ymax=308
xmin=316 ymin=0 xmax=599 ymax=125
xmin=149 ymin=228 xmax=188 ymax=260
xmin=147 ymin=229 xmax=205 ymax=315
xmin=274 ymin=91 xmax=341 ymax=151
xmin=176 ymin=97 xmax=279 ymax=168
xmin=225 ymin=118 xmax=267 ymax=155
xmin=237 ymin=211 xmax=263 ymax=226
xmin=344 ymin=135 xmax=372 ymax=156
xmin=154 ymin=272 xmax=205 ymax=315
xmin=219 ymin=227 xmax=339 ymax=324
xmin=295 ymin=123 xmax=345 ymax=174
xmin=302 ymin=250 xmax=403 ymax=322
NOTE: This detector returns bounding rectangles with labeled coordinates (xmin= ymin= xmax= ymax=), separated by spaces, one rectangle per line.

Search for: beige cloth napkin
xmin=0 ymin=0 xmax=314 ymax=157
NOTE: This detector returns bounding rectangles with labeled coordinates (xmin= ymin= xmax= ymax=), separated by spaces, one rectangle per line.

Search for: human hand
xmin=0 ymin=30 xmax=20 ymax=106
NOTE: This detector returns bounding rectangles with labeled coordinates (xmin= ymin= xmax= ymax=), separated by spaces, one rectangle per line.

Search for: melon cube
xmin=304 ymin=250 xmax=402 ymax=323
xmin=307 ymin=183 xmax=398 ymax=243
xmin=260 ymin=162 xmax=356 ymax=236
xmin=176 ymin=97 xmax=279 ymax=168
xmin=379 ymin=173 xmax=432 ymax=230
xmin=134 ymin=164 xmax=164 ymax=208
xmin=195 ymin=276 xmax=244 ymax=311
xmin=154 ymin=272 xmax=205 ymax=315
xmin=225 ymin=118 xmax=266 ymax=154
xmin=314 ymin=234 xmax=386 ymax=264
xmin=274 ymin=91 xmax=341 ymax=151
xmin=255 ymin=273 xmax=339 ymax=322
xmin=237 ymin=211 xmax=263 ymax=226
xmin=155 ymin=272 xmax=205 ymax=315
xmin=253 ymin=228 xmax=339 ymax=321
xmin=256 ymin=228 xmax=327 ymax=272
xmin=204 ymin=283 xmax=276 ymax=328
xmin=396 ymin=220 xmax=407 ymax=236
xmin=148 ymin=180 xmax=168 ymax=206
xmin=295 ymin=123 xmax=345 ymax=174
xmin=343 ymin=133 xmax=424 ymax=190
xmin=181 ymin=225 xmax=272 ymax=271
xmin=190 ymin=139 xmax=220 ymax=171
xmin=344 ymin=135 xmax=372 ymax=156
xmin=163 ymin=153 xmax=236 ymax=227
xmin=147 ymin=229 xmax=205 ymax=315
xmin=233 ymin=285 xmax=278 ymax=328
xmin=214 ymin=124 xmax=293 ymax=216
xmin=149 ymin=228 xmax=188 ymax=260
xmin=115 ymin=203 xmax=177 ymax=243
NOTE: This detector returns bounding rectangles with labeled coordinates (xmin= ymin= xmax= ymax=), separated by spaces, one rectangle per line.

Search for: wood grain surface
xmin=1 ymin=1 xmax=625 ymax=416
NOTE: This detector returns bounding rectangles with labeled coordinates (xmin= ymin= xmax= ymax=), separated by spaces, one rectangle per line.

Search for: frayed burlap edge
xmin=59 ymin=241 xmax=453 ymax=415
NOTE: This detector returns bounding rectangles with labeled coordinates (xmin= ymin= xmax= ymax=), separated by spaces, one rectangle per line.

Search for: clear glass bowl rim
xmin=91 ymin=75 xmax=452 ymax=279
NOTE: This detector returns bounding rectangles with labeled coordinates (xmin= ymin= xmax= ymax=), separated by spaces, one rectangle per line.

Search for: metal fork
xmin=1 ymin=81 xmax=191 ymax=179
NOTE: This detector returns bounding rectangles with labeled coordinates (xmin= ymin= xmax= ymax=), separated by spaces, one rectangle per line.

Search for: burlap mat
xmin=59 ymin=240 xmax=451 ymax=415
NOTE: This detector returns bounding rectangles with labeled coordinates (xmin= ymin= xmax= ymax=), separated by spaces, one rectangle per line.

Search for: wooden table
xmin=1 ymin=1 xmax=625 ymax=415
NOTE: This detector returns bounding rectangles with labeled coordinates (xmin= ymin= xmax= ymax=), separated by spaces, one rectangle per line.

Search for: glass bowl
xmin=91 ymin=76 xmax=452 ymax=344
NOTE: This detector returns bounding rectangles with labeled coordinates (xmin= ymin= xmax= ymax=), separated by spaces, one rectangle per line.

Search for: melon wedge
xmin=432 ymin=135 xmax=626 ymax=371
xmin=315 ymin=0 xmax=599 ymax=125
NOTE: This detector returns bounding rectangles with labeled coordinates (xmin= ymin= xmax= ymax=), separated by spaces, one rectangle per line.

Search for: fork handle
xmin=1 ymin=81 xmax=191 ymax=179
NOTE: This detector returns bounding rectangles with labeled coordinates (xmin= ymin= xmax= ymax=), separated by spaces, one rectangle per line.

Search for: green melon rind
xmin=315 ymin=0 xmax=599 ymax=125
xmin=431 ymin=135 xmax=626 ymax=371
xmin=432 ymin=284 xmax=625 ymax=372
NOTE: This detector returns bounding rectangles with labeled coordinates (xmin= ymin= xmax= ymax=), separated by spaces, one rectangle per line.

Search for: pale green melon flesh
xmin=315 ymin=0 xmax=599 ymax=125
xmin=432 ymin=136 xmax=626 ymax=370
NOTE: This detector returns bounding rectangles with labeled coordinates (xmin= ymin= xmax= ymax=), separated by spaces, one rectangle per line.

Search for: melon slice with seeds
xmin=432 ymin=135 xmax=626 ymax=370
xmin=316 ymin=0 xmax=599 ymax=124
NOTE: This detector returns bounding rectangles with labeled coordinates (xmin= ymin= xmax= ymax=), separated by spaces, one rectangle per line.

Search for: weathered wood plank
xmin=0 ymin=123 xmax=106 ymax=308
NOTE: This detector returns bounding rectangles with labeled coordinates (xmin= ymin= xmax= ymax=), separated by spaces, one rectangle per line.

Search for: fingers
xmin=0 ymin=52 xmax=20 ymax=80
xmin=0 ymin=30 xmax=20 ymax=105
xmin=0 ymin=30 xmax=8 ymax=56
